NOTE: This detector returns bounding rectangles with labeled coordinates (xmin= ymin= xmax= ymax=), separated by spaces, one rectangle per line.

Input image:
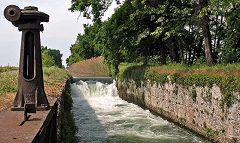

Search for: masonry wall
xmin=117 ymin=79 xmax=240 ymax=143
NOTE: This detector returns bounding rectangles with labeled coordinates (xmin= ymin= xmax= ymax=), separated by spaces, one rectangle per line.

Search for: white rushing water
xmin=71 ymin=80 xmax=210 ymax=143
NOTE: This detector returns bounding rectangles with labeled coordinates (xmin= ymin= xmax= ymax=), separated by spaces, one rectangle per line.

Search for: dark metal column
xmin=4 ymin=5 xmax=49 ymax=116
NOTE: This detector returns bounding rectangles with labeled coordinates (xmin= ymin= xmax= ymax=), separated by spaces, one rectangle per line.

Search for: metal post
xmin=4 ymin=5 xmax=49 ymax=116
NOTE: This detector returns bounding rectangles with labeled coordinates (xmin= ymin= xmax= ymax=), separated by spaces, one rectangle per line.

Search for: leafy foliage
xmin=66 ymin=24 xmax=102 ymax=66
xmin=69 ymin=0 xmax=120 ymax=22
xmin=42 ymin=46 xmax=63 ymax=68
xmin=69 ymin=0 xmax=240 ymax=74
xmin=222 ymin=6 xmax=240 ymax=63
xmin=42 ymin=50 xmax=55 ymax=67
xmin=61 ymin=80 xmax=78 ymax=143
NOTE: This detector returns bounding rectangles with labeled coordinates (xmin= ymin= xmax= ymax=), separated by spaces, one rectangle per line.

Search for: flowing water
xmin=71 ymin=80 xmax=210 ymax=143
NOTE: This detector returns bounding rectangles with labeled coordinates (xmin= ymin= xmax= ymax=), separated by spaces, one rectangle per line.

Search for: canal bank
xmin=117 ymin=64 xmax=240 ymax=143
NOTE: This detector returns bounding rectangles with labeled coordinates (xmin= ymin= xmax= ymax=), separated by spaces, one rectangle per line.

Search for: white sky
xmin=0 ymin=0 xmax=117 ymax=66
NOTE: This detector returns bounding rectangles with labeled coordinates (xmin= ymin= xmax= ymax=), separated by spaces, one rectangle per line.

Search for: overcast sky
xmin=0 ymin=0 xmax=117 ymax=66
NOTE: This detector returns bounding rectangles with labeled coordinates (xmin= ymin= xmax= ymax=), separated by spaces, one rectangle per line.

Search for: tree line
xmin=67 ymin=0 xmax=240 ymax=75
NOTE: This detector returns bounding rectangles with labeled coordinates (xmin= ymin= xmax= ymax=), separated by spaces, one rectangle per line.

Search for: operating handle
xmin=4 ymin=5 xmax=21 ymax=22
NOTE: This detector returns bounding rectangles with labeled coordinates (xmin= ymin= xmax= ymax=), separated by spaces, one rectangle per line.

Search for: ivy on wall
xmin=61 ymin=80 xmax=78 ymax=143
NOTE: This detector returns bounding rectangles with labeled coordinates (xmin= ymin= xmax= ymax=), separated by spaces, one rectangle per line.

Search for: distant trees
xmin=42 ymin=46 xmax=63 ymax=68
xmin=68 ymin=0 xmax=240 ymax=74
xmin=42 ymin=49 xmax=55 ymax=67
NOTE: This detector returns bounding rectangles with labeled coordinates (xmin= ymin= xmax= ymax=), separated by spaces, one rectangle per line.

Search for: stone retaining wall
xmin=117 ymin=79 xmax=240 ymax=143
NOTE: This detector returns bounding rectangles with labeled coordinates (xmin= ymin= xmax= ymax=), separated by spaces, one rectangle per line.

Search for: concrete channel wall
xmin=32 ymin=83 xmax=66 ymax=143
xmin=31 ymin=94 xmax=63 ymax=143
xmin=117 ymin=79 xmax=240 ymax=143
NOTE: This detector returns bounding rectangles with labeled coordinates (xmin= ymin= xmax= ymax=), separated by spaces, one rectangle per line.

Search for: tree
xmin=42 ymin=46 xmax=63 ymax=68
xmin=66 ymin=23 xmax=102 ymax=66
xmin=42 ymin=50 xmax=55 ymax=67
xmin=198 ymin=0 xmax=214 ymax=65
xmin=66 ymin=44 xmax=82 ymax=66
xmin=222 ymin=5 xmax=240 ymax=63
xmin=70 ymin=0 xmax=120 ymax=22
xmin=69 ymin=0 xmax=197 ymax=71
xmin=68 ymin=0 xmax=240 ymax=70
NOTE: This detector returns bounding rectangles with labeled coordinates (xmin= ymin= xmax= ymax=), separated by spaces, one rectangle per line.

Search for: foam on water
xmin=71 ymin=80 xmax=210 ymax=143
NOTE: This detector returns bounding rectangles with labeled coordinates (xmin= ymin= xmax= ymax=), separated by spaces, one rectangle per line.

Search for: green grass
xmin=119 ymin=63 xmax=240 ymax=80
xmin=43 ymin=66 xmax=71 ymax=81
xmin=0 ymin=66 xmax=19 ymax=94
xmin=0 ymin=66 xmax=71 ymax=110
xmin=0 ymin=71 xmax=18 ymax=94
xmin=0 ymin=66 xmax=18 ymax=73
xmin=128 ymin=63 xmax=240 ymax=72
xmin=0 ymin=66 xmax=71 ymax=95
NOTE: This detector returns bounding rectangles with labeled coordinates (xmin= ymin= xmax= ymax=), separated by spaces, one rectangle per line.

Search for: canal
xmin=71 ymin=80 xmax=210 ymax=143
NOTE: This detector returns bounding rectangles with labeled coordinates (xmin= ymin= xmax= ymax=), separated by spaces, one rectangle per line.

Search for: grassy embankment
xmin=119 ymin=63 xmax=240 ymax=108
xmin=0 ymin=66 xmax=71 ymax=111
xmin=67 ymin=56 xmax=109 ymax=77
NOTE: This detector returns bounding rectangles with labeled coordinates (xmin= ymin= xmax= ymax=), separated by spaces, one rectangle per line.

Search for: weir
xmin=72 ymin=77 xmax=113 ymax=84
xmin=71 ymin=79 xmax=210 ymax=143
